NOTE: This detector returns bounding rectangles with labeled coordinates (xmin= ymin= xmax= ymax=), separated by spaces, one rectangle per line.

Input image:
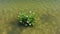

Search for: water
xmin=0 ymin=0 xmax=60 ymax=34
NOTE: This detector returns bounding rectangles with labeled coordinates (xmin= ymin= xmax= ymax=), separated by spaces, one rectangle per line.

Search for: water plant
xmin=18 ymin=11 xmax=35 ymax=27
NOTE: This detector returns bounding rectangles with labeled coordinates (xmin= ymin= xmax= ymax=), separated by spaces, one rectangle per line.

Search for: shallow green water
xmin=0 ymin=0 xmax=60 ymax=34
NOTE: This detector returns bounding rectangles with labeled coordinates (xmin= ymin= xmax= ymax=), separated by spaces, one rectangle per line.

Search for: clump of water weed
xmin=18 ymin=11 xmax=36 ymax=27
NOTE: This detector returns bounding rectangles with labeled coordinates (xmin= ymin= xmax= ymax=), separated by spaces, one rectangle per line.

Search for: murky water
xmin=0 ymin=0 xmax=60 ymax=34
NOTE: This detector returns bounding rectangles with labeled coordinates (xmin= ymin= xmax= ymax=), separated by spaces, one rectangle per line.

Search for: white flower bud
xmin=26 ymin=16 xmax=28 ymax=17
xmin=19 ymin=21 xmax=22 ymax=23
xmin=27 ymin=21 xmax=29 ymax=23
xmin=25 ymin=24 xmax=28 ymax=26
xmin=29 ymin=23 xmax=31 ymax=25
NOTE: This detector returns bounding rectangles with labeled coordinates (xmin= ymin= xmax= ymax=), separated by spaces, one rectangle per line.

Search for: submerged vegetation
xmin=18 ymin=11 xmax=36 ymax=27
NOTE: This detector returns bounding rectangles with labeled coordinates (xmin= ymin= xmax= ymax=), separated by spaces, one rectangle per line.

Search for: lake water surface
xmin=0 ymin=0 xmax=60 ymax=34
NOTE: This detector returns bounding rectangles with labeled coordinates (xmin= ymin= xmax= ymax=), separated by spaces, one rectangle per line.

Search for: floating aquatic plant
xmin=18 ymin=11 xmax=35 ymax=27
